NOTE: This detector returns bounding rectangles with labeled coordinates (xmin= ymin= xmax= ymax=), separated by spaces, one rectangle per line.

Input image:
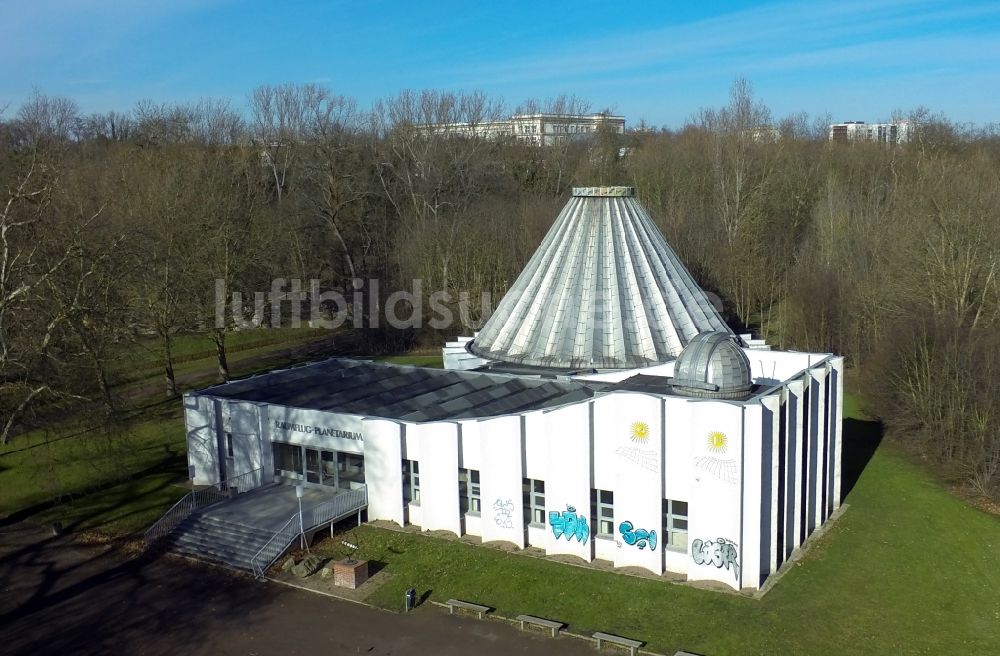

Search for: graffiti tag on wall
xmin=618 ymin=521 xmax=657 ymax=550
xmin=549 ymin=505 xmax=590 ymax=543
xmin=691 ymin=537 xmax=740 ymax=582
xmin=492 ymin=498 xmax=514 ymax=529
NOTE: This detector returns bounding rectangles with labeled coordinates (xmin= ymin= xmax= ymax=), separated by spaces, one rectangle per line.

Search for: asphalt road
xmin=0 ymin=524 xmax=590 ymax=656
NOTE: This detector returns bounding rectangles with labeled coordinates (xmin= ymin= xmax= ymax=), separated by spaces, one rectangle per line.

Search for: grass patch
xmin=112 ymin=328 xmax=329 ymax=385
xmin=373 ymin=354 xmax=444 ymax=368
xmin=114 ymin=328 xmax=327 ymax=372
xmin=842 ymin=392 xmax=869 ymax=421
xmin=34 ymin=472 xmax=190 ymax=536
xmin=0 ymin=409 xmax=187 ymax=525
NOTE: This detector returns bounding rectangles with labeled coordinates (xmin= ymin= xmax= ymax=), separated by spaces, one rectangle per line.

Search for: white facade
xmin=184 ymin=347 xmax=843 ymax=593
xmin=829 ymin=120 xmax=914 ymax=144
xmin=422 ymin=113 xmax=626 ymax=146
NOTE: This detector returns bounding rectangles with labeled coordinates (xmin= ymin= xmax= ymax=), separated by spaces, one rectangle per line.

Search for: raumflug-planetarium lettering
xmin=273 ymin=419 xmax=363 ymax=441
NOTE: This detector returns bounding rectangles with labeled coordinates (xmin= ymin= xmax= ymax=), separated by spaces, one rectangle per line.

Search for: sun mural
xmin=630 ymin=421 xmax=650 ymax=443
xmin=707 ymin=430 xmax=728 ymax=453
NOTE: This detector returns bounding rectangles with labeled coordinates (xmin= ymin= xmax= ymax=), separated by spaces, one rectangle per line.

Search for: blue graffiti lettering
xmin=549 ymin=505 xmax=590 ymax=543
xmin=618 ymin=521 xmax=658 ymax=551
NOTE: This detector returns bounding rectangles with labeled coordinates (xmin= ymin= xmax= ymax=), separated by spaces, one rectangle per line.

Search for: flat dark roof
xmin=197 ymin=358 xmax=596 ymax=422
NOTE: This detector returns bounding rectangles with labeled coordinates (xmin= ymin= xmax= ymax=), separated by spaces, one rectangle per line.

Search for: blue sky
xmin=2 ymin=0 xmax=998 ymax=128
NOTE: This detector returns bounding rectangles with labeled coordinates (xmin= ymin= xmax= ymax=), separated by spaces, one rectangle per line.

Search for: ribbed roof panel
xmin=470 ymin=190 xmax=731 ymax=369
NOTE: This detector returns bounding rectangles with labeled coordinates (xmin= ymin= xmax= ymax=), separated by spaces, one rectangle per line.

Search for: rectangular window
xmin=225 ymin=432 xmax=234 ymax=457
xmin=522 ymin=478 xmax=545 ymax=525
xmin=663 ymin=499 xmax=689 ymax=551
xmin=591 ymin=489 xmax=614 ymax=537
xmin=403 ymin=460 xmax=420 ymax=504
xmin=272 ymin=442 xmax=302 ymax=478
xmin=337 ymin=452 xmax=365 ymax=490
xmin=459 ymin=468 xmax=481 ymax=514
xmin=321 ymin=451 xmax=336 ymax=486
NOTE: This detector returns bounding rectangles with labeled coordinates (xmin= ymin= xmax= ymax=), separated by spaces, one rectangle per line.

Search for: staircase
xmin=167 ymin=513 xmax=273 ymax=571
xmin=146 ymin=480 xmax=368 ymax=576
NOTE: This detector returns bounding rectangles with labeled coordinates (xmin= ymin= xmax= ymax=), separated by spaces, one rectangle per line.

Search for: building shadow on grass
xmin=841 ymin=417 xmax=884 ymax=502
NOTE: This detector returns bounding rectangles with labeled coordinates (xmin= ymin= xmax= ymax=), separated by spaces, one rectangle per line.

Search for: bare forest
xmin=3 ymin=81 xmax=999 ymax=499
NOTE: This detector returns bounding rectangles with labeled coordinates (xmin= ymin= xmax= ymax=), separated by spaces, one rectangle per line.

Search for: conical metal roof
xmin=470 ymin=186 xmax=731 ymax=369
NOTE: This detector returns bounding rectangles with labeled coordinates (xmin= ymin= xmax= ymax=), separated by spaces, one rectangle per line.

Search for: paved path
xmin=0 ymin=524 xmax=588 ymax=656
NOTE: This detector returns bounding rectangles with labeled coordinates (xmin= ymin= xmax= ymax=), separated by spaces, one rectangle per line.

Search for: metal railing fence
xmin=249 ymin=484 xmax=368 ymax=578
xmin=143 ymin=467 xmax=264 ymax=544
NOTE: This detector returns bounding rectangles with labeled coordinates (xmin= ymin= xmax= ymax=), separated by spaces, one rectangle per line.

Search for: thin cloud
xmin=443 ymin=0 xmax=1000 ymax=88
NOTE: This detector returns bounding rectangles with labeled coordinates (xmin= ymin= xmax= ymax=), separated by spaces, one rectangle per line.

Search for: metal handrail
xmin=143 ymin=467 xmax=264 ymax=544
xmin=249 ymin=485 xmax=368 ymax=578
xmin=304 ymin=485 xmax=367 ymax=529
xmin=250 ymin=514 xmax=299 ymax=578
xmin=143 ymin=493 xmax=196 ymax=543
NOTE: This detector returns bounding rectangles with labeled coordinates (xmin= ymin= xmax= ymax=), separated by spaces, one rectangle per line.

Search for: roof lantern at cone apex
xmin=469 ymin=186 xmax=733 ymax=369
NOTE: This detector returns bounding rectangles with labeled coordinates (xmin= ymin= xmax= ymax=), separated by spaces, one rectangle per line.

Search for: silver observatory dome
xmin=671 ymin=331 xmax=754 ymax=400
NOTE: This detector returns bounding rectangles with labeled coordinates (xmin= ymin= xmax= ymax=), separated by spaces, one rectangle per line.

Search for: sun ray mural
xmin=617 ymin=419 xmax=659 ymax=474
xmin=630 ymin=421 xmax=650 ymax=443
xmin=707 ymin=430 xmax=728 ymax=453
xmin=694 ymin=430 xmax=739 ymax=485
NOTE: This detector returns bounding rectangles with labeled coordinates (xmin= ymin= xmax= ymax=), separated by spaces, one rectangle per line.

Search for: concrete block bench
xmin=445 ymin=598 xmax=491 ymax=619
xmin=515 ymin=614 xmax=565 ymax=638
xmin=592 ymin=631 xmax=643 ymax=655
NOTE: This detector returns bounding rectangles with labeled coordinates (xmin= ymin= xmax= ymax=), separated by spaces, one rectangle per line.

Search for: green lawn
xmin=112 ymin=328 xmax=330 ymax=384
xmin=373 ymin=354 xmax=444 ymax=368
xmin=33 ymin=471 xmax=190 ymax=536
xmin=842 ymin=391 xmax=869 ymax=421
xmin=0 ymin=408 xmax=189 ymax=528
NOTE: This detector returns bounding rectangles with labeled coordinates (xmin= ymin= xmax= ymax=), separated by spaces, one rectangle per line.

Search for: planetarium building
xmin=183 ymin=187 xmax=842 ymax=592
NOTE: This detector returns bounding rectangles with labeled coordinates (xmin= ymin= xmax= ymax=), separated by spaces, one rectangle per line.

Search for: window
xmin=522 ymin=478 xmax=545 ymax=525
xmin=403 ymin=460 xmax=420 ymax=504
xmin=459 ymin=468 xmax=481 ymax=514
xmin=591 ymin=489 xmax=614 ymax=537
xmin=663 ymin=499 xmax=689 ymax=551
xmin=225 ymin=432 xmax=234 ymax=457
xmin=321 ymin=451 xmax=336 ymax=484
xmin=272 ymin=442 xmax=302 ymax=478
xmin=337 ymin=453 xmax=365 ymax=490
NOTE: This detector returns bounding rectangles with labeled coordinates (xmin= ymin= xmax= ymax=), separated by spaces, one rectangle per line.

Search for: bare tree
xmin=373 ymin=89 xmax=506 ymax=297
xmin=0 ymin=154 xmax=108 ymax=441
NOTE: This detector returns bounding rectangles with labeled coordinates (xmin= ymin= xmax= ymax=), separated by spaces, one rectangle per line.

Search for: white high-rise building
xmin=829 ymin=120 xmax=914 ymax=144
xmin=422 ymin=113 xmax=625 ymax=146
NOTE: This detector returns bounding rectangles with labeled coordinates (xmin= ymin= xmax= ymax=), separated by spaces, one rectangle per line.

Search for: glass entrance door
xmin=307 ymin=447 xmax=342 ymax=487
xmin=272 ymin=443 xmax=362 ymax=488
xmin=321 ymin=451 xmax=338 ymax=487
xmin=305 ymin=448 xmax=322 ymax=484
